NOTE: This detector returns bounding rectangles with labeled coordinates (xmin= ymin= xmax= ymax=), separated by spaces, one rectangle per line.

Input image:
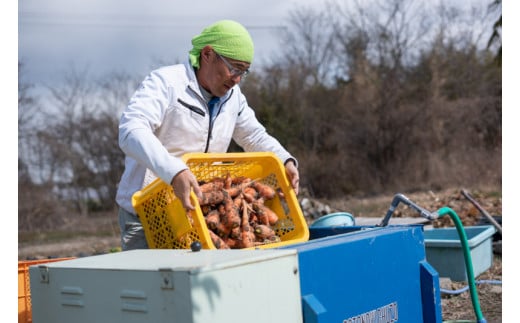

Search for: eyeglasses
xmin=215 ymin=52 xmax=249 ymax=79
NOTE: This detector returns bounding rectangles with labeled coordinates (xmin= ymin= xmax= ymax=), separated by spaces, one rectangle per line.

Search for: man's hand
xmin=170 ymin=169 xmax=203 ymax=211
xmin=284 ymin=160 xmax=300 ymax=195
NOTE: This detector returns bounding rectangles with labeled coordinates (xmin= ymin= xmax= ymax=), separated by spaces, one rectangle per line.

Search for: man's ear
xmin=200 ymin=45 xmax=213 ymax=63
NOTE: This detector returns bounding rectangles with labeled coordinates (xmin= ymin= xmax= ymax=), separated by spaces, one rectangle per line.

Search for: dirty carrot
xmin=242 ymin=186 xmax=257 ymax=203
xmin=205 ymin=209 xmax=220 ymax=230
xmin=199 ymin=180 xmax=224 ymax=193
xmin=252 ymin=201 xmax=278 ymax=226
xmin=198 ymin=190 xmax=225 ymax=206
xmin=209 ymin=230 xmax=230 ymax=249
xmin=253 ymin=181 xmax=276 ymax=200
xmin=221 ymin=191 xmax=241 ymax=229
xmin=253 ymin=224 xmax=276 ymax=240
xmin=238 ymin=199 xmax=255 ymax=248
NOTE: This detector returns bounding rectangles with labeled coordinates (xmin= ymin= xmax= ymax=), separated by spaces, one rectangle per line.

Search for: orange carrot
xmin=209 ymin=230 xmax=230 ymax=249
xmin=237 ymin=199 xmax=255 ymax=248
xmin=242 ymin=186 xmax=257 ymax=203
xmin=253 ymin=182 xmax=276 ymax=200
xmin=225 ymin=180 xmax=254 ymax=198
xmin=253 ymin=203 xmax=269 ymax=225
xmin=198 ymin=190 xmax=225 ymax=206
xmin=254 ymin=235 xmax=281 ymax=246
xmin=264 ymin=206 xmax=279 ymax=226
xmin=199 ymin=180 xmax=224 ymax=193
xmin=220 ymin=191 xmax=240 ymax=229
xmin=229 ymin=226 xmax=241 ymax=239
xmin=252 ymin=201 xmax=278 ymax=226
xmin=205 ymin=209 xmax=220 ymax=230
xmin=253 ymin=224 xmax=276 ymax=240
xmin=215 ymin=222 xmax=231 ymax=238
xmin=232 ymin=176 xmax=251 ymax=185
xmin=223 ymin=237 xmax=240 ymax=249
xmin=224 ymin=172 xmax=232 ymax=189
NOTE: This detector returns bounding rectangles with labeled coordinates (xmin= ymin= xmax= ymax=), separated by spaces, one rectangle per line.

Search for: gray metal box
xmin=29 ymin=249 xmax=302 ymax=323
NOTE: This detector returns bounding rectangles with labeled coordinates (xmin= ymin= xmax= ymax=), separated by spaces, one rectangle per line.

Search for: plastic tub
xmin=311 ymin=212 xmax=355 ymax=228
xmin=423 ymin=225 xmax=496 ymax=281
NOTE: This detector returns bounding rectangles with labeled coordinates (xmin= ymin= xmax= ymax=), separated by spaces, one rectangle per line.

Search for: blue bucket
xmin=311 ymin=212 xmax=355 ymax=227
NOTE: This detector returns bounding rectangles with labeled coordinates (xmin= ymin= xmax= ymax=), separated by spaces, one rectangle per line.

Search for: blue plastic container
xmin=310 ymin=212 xmax=355 ymax=227
xmin=423 ymin=225 xmax=496 ymax=281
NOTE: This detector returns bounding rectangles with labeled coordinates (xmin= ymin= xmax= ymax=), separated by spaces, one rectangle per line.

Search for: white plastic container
xmin=29 ymin=249 xmax=302 ymax=323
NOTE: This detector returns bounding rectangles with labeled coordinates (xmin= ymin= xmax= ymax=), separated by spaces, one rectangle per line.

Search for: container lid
xmin=29 ymin=249 xmax=298 ymax=273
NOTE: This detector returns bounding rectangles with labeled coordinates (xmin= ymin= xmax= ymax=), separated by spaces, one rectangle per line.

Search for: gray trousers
xmin=118 ymin=207 xmax=149 ymax=250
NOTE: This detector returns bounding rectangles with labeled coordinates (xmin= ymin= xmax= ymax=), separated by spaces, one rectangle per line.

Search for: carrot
xmin=199 ymin=180 xmax=224 ymax=193
xmin=225 ymin=180 xmax=254 ymax=198
xmin=253 ymin=235 xmax=281 ymax=246
xmin=224 ymin=172 xmax=232 ymax=189
xmin=253 ymin=224 xmax=276 ymax=240
xmin=252 ymin=201 xmax=279 ymax=226
xmin=232 ymin=176 xmax=251 ymax=185
xmin=205 ymin=209 xmax=220 ymax=230
xmin=249 ymin=212 xmax=258 ymax=226
xmin=220 ymin=191 xmax=241 ymax=229
xmin=229 ymin=226 xmax=241 ymax=239
xmin=237 ymin=199 xmax=255 ymax=248
xmin=201 ymin=205 xmax=211 ymax=215
xmin=224 ymin=186 xmax=241 ymax=198
xmin=217 ymin=203 xmax=226 ymax=215
xmin=253 ymin=182 xmax=276 ymax=200
xmin=209 ymin=230 xmax=230 ymax=249
xmin=198 ymin=190 xmax=225 ymax=206
xmin=242 ymin=186 xmax=257 ymax=203
xmin=215 ymin=222 xmax=231 ymax=238
xmin=253 ymin=203 xmax=269 ymax=225
xmin=265 ymin=206 xmax=279 ymax=226
xmin=223 ymin=237 xmax=240 ymax=249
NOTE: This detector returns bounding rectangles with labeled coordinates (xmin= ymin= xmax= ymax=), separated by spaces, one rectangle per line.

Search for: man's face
xmin=200 ymin=48 xmax=250 ymax=97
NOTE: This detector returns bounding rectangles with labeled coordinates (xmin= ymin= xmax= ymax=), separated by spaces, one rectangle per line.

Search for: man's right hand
xmin=170 ymin=169 xmax=203 ymax=211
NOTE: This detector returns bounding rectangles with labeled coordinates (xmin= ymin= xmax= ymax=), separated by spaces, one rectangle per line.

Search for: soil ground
xmin=18 ymin=187 xmax=503 ymax=322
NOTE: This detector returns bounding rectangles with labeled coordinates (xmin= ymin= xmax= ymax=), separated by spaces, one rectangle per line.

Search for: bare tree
xmin=32 ymin=68 xmax=131 ymax=215
xmin=19 ymin=62 xmax=69 ymax=231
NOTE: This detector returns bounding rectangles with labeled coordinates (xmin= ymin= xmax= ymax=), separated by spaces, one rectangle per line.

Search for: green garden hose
xmin=436 ymin=206 xmax=487 ymax=323
xmin=379 ymin=194 xmax=489 ymax=322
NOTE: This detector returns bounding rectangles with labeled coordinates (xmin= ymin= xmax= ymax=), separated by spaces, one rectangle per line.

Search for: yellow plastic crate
xmin=18 ymin=258 xmax=75 ymax=323
xmin=132 ymin=152 xmax=309 ymax=250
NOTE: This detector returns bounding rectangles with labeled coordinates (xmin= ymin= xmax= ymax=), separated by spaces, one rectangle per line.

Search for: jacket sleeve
xmin=118 ymin=69 xmax=188 ymax=184
xmin=232 ymin=91 xmax=298 ymax=167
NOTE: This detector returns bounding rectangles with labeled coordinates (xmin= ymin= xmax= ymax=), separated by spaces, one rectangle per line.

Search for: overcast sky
xmin=18 ymin=0 xmax=324 ymax=86
xmin=18 ymin=0 xmax=503 ymax=88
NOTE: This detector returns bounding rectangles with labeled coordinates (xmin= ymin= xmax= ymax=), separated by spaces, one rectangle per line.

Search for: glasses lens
xmin=217 ymin=53 xmax=248 ymax=78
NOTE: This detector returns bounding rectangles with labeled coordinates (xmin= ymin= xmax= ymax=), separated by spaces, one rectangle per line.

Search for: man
xmin=116 ymin=20 xmax=299 ymax=250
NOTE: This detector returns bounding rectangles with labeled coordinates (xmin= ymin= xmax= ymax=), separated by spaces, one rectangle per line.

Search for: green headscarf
xmin=189 ymin=20 xmax=254 ymax=68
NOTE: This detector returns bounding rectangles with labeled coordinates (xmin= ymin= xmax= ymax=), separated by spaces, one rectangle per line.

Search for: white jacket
xmin=116 ymin=61 xmax=296 ymax=213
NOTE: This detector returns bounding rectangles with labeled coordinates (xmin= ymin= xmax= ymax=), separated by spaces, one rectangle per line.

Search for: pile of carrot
xmin=197 ymin=173 xmax=282 ymax=249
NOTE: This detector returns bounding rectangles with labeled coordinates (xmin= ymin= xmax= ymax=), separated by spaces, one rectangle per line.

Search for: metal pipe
xmin=461 ymin=189 xmax=502 ymax=234
xmin=378 ymin=193 xmax=440 ymax=227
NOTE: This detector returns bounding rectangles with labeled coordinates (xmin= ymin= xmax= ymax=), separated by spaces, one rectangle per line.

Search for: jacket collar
xmin=184 ymin=60 xmax=234 ymax=102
